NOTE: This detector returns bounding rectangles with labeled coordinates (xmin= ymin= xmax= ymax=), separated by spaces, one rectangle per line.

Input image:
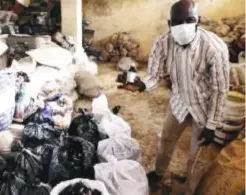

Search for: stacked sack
xmin=0 ymin=101 xmax=104 ymax=194
xmin=90 ymin=94 xmax=149 ymax=195
xmin=216 ymin=63 xmax=245 ymax=146
xmin=49 ymin=94 xmax=149 ymax=195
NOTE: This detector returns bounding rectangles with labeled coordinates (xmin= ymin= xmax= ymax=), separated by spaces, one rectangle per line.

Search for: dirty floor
xmin=74 ymin=63 xmax=221 ymax=194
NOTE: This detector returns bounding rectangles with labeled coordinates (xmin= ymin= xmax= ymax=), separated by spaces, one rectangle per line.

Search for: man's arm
xmin=142 ymin=35 xmax=168 ymax=92
xmin=206 ymin=48 xmax=230 ymax=130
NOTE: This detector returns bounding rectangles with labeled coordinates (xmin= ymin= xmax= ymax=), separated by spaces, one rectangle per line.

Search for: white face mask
xmin=171 ymin=23 xmax=197 ymax=45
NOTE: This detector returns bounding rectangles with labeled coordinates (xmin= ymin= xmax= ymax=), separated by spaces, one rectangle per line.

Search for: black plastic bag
xmin=33 ymin=144 xmax=54 ymax=183
xmin=49 ymin=136 xmax=97 ymax=186
xmin=19 ymin=180 xmax=51 ymax=195
xmin=12 ymin=142 xmax=43 ymax=182
xmin=68 ymin=110 xmax=101 ymax=148
xmin=59 ymin=181 xmax=102 ymax=195
xmin=0 ymin=156 xmax=7 ymax=174
xmin=23 ymin=108 xmax=54 ymax=126
xmin=22 ymin=122 xmax=60 ymax=148
xmin=0 ymin=171 xmax=25 ymax=195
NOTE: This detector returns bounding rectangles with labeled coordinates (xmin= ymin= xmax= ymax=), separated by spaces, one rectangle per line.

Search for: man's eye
xmin=186 ymin=18 xmax=196 ymax=23
xmin=171 ymin=21 xmax=183 ymax=26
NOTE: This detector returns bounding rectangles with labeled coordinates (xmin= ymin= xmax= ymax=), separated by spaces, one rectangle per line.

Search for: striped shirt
xmin=143 ymin=27 xmax=230 ymax=130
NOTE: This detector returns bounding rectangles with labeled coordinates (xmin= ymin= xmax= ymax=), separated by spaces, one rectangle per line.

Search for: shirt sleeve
xmin=206 ymin=48 xmax=230 ymax=130
xmin=143 ymin=35 xmax=167 ymax=92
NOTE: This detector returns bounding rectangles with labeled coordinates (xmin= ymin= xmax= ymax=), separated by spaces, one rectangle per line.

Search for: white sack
xmin=117 ymin=57 xmax=138 ymax=72
xmin=26 ymin=46 xmax=73 ymax=70
xmin=50 ymin=178 xmax=111 ymax=195
xmin=94 ymin=156 xmax=149 ymax=195
xmin=92 ymin=94 xmax=131 ymax=137
xmin=28 ymin=66 xmax=60 ymax=99
xmin=0 ymin=130 xmax=15 ymax=155
xmin=98 ymin=134 xmax=141 ymax=162
xmin=29 ymin=64 xmax=76 ymax=99
xmin=0 ymin=71 xmax=16 ymax=131
xmin=11 ymin=57 xmax=36 ymax=74
xmin=73 ymin=49 xmax=98 ymax=75
xmin=0 ymin=40 xmax=8 ymax=56
xmin=16 ymin=0 xmax=31 ymax=7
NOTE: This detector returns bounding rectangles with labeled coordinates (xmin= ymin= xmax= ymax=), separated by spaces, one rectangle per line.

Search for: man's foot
xmin=147 ymin=171 xmax=163 ymax=192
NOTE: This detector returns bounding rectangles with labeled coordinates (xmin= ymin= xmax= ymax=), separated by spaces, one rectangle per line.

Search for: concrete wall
xmin=83 ymin=0 xmax=245 ymax=56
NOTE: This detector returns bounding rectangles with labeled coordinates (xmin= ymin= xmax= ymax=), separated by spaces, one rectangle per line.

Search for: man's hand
xmin=116 ymin=72 xmax=146 ymax=92
xmin=198 ymin=128 xmax=215 ymax=146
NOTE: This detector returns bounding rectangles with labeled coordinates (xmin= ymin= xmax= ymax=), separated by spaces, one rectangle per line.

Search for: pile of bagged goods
xmin=0 ymin=2 xmax=245 ymax=195
xmin=0 ymin=6 xmax=149 ymax=195
xmin=201 ymin=15 xmax=245 ymax=63
xmin=0 ymin=46 xmax=149 ymax=194
xmin=98 ymin=32 xmax=148 ymax=64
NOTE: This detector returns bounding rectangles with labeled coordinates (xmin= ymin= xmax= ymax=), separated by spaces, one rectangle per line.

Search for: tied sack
xmin=12 ymin=142 xmax=43 ymax=182
xmin=0 ymin=131 xmax=15 ymax=156
xmin=68 ymin=110 xmax=101 ymax=148
xmin=74 ymin=71 xmax=102 ymax=98
xmin=97 ymin=134 xmax=141 ymax=162
xmin=73 ymin=49 xmax=98 ymax=76
xmin=26 ymin=46 xmax=73 ymax=70
xmin=48 ymin=136 xmax=97 ymax=186
xmin=50 ymin=178 xmax=110 ymax=195
xmin=92 ymin=94 xmax=131 ymax=137
xmin=0 ymin=71 xmax=16 ymax=131
xmin=0 ymin=156 xmax=25 ymax=195
xmin=0 ymin=171 xmax=25 ymax=195
xmin=94 ymin=156 xmax=149 ymax=195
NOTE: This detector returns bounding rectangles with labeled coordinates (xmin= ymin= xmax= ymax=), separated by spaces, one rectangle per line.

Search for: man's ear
xmin=168 ymin=20 xmax=171 ymax=27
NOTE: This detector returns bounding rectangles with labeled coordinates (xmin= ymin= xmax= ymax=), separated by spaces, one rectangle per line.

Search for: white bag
xmin=117 ymin=57 xmax=138 ymax=72
xmin=94 ymin=156 xmax=149 ymax=195
xmin=11 ymin=57 xmax=37 ymax=74
xmin=0 ymin=71 xmax=16 ymax=131
xmin=28 ymin=64 xmax=76 ymax=99
xmin=98 ymin=134 xmax=141 ymax=162
xmin=73 ymin=49 xmax=98 ymax=75
xmin=0 ymin=40 xmax=8 ymax=56
xmin=26 ymin=46 xmax=73 ymax=70
xmin=16 ymin=0 xmax=31 ymax=7
xmin=92 ymin=94 xmax=131 ymax=137
xmin=50 ymin=178 xmax=111 ymax=195
xmin=28 ymin=66 xmax=60 ymax=99
xmin=0 ymin=130 xmax=15 ymax=155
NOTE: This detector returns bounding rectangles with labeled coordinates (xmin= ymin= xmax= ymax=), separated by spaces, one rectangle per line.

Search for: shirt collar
xmin=189 ymin=29 xmax=200 ymax=51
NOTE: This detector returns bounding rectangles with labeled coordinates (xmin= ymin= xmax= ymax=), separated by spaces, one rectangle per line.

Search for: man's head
xmin=168 ymin=0 xmax=200 ymax=45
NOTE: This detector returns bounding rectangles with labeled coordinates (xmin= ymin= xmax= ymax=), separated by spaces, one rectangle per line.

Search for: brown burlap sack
xmin=195 ymin=139 xmax=245 ymax=195
xmin=74 ymin=71 xmax=102 ymax=98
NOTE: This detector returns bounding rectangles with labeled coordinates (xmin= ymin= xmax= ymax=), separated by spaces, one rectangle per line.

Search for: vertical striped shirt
xmin=143 ymin=27 xmax=230 ymax=130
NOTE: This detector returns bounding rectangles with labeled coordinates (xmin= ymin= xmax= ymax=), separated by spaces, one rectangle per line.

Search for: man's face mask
xmin=171 ymin=23 xmax=197 ymax=45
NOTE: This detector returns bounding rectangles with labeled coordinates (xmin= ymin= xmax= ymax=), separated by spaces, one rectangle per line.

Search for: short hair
xmin=170 ymin=0 xmax=199 ymax=21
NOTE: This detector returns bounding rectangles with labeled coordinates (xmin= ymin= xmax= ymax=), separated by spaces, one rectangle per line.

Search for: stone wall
xmin=83 ymin=0 xmax=245 ymax=57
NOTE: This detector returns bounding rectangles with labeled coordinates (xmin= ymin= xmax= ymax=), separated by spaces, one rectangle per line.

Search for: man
xmin=117 ymin=0 xmax=230 ymax=194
